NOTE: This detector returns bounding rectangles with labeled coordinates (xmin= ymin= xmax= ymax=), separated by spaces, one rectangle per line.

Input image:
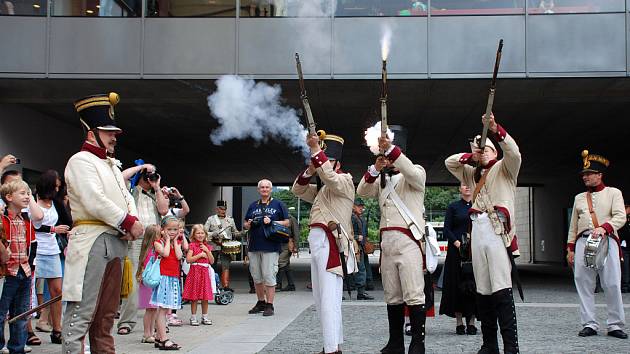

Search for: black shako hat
xmin=74 ymin=92 xmax=122 ymax=133
xmin=580 ymin=150 xmax=609 ymax=174
xmin=217 ymin=200 xmax=228 ymax=208
xmin=389 ymin=125 xmax=408 ymax=152
xmin=320 ymin=134 xmax=344 ymax=161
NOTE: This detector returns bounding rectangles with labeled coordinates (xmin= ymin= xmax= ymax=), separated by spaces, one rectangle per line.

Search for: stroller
xmin=211 ymin=267 xmax=234 ymax=305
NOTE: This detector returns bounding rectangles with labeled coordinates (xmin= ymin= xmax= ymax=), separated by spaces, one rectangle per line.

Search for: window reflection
xmin=51 ymin=0 xmax=139 ymax=16
xmin=527 ymin=0 xmax=624 ymax=14
xmin=430 ymin=0 xmax=525 ymax=15
xmin=240 ymin=0 xmax=334 ymax=18
xmin=1 ymin=0 xmax=46 ymax=15
xmin=146 ymin=0 xmax=236 ymax=17
xmin=336 ymin=0 xmax=428 ymax=16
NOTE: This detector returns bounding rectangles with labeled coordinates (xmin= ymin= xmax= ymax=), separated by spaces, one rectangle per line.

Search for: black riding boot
xmin=494 ymin=288 xmax=519 ymax=354
xmin=407 ymin=304 xmax=426 ymax=354
xmin=282 ymin=266 xmax=296 ymax=291
xmin=476 ymin=294 xmax=499 ymax=354
xmin=381 ymin=304 xmax=405 ymax=354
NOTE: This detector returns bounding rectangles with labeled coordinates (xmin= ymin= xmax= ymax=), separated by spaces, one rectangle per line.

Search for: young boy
xmin=0 ymin=179 xmax=40 ymax=353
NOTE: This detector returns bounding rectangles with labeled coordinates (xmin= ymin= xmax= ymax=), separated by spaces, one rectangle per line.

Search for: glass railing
xmin=51 ymin=0 xmax=140 ymax=16
xmin=336 ymin=0 xmax=427 ymax=16
xmin=1 ymin=0 xmax=47 ymax=15
xmin=527 ymin=0 xmax=624 ymax=14
xmin=240 ymin=0 xmax=334 ymax=18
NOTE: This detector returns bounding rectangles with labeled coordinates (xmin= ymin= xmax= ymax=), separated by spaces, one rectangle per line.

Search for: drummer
xmin=566 ymin=150 xmax=627 ymax=339
xmin=204 ymin=200 xmax=245 ymax=292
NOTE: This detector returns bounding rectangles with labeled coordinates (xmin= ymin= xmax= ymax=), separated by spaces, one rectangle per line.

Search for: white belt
xmin=190 ymin=263 xmax=210 ymax=268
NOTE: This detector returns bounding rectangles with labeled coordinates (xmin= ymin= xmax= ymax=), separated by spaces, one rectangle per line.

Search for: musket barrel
xmin=381 ymin=59 xmax=388 ymax=138
xmin=295 ymin=53 xmax=317 ymax=135
xmin=479 ymin=39 xmax=503 ymax=150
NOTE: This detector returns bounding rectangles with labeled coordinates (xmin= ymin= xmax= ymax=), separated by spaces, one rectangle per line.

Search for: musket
xmin=8 ymin=295 xmax=62 ymax=324
xmin=380 ymin=59 xmax=388 ymax=142
xmin=295 ymin=53 xmax=317 ymax=136
xmin=479 ymin=39 xmax=504 ymax=150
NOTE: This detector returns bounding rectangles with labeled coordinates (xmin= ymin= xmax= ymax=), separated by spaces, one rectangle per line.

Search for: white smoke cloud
xmin=381 ymin=23 xmax=392 ymax=60
xmin=208 ymin=75 xmax=309 ymax=158
xmin=364 ymin=121 xmax=395 ymax=156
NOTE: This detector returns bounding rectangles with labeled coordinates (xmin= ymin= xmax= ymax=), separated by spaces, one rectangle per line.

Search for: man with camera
xmin=244 ymin=179 xmax=290 ymax=317
xmin=117 ymin=165 xmax=169 ymax=334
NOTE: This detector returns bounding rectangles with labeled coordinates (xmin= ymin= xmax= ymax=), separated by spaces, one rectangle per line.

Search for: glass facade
xmin=147 ymin=0 xmax=236 ymax=17
xmin=50 ymin=0 xmax=139 ymax=16
xmin=4 ymin=0 xmax=628 ymax=16
xmin=1 ymin=0 xmax=47 ymax=15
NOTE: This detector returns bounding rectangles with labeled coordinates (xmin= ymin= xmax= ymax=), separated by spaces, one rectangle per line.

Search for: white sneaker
xmin=1 ymin=347 xmax=8 ymax=354
xmin=25 ymin=346 xmax=32 ymax=353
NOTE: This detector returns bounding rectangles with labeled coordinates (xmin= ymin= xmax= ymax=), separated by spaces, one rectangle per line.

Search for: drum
xmin=221 ymin=240 xmax=242 ymax=255
xmin=583 ymin=231 xmax=609 ymax=270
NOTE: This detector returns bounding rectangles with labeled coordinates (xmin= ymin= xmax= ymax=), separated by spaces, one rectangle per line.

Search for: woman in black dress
xmin=439 ymin=184 xmax=477 ymax=335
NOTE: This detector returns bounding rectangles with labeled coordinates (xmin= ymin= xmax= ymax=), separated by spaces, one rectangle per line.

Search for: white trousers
xmin=574 ymin=236 xmax=625 ymax=331
xmin=309 ymin=228 xmax=343 ymax=353
xmin=471 ymin=214 xmax=512 ymax=295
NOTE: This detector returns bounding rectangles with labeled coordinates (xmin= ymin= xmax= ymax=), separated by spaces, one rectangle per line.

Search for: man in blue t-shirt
xmin=243 ymin=179 xmax=289 ymax=317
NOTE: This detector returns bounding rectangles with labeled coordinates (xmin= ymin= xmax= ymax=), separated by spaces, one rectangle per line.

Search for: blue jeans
xmin=0 ymin=269 xmax=31 ymax=354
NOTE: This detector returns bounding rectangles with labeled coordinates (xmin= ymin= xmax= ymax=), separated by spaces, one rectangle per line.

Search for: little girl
xmin=151 ymin=216 xmax=183 ymax=350
xmin=182 ymin=224 xmax=214 ymax=326
xmin=136 ymin=224 xmax=160 ymax=344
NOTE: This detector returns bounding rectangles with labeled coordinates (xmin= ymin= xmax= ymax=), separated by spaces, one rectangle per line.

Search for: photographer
xmin=162 ymin=186 xmax=190 ymax=220
xmin=117 ymin=166 xmax=169 ymax=335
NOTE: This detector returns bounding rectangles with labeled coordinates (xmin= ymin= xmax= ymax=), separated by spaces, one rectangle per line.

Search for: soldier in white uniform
xmin=357 ymin=126 xmax=427 ymax=354
xmin=292 ymin=132 xmax=357 ymax=354
xmin=204 ymin=200 xmax=244 ymax=292
xmin=445 ymin=114 xmax=521 ymax=354
xmin=566 ymin=151 xmax=627 ymax=339
xmin=62 ymin=93 xmax=143 ymax=354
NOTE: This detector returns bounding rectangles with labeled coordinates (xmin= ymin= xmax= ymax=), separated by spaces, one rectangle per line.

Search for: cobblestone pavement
xmin=22 ymin=258 xmax=630 ymax=354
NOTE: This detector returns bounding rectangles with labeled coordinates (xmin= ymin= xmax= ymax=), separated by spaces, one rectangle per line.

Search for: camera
xmin=15 ymin=158 xmax=21 ymax=164
xmin=141 ymin=169 xmax=160 ymax=182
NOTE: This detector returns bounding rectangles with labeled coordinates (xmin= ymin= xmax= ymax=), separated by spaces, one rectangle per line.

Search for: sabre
xmin=295 ymin=53 xmax=319 ymax=137
xmin=479 ymin=39 xmax=504 ymax=150
xmin=8 ymin=295 xmax=62 ymax=324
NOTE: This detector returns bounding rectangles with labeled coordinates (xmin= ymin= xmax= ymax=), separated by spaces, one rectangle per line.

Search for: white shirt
xmin=34 ymin=205 xmax=60 ymax=255
xmin=136 ymin=190 xmax=159 ymax=227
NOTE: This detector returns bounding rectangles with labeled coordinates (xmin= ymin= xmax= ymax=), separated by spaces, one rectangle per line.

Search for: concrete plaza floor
xmin=29 ymin=253 xmax=629 ymax=354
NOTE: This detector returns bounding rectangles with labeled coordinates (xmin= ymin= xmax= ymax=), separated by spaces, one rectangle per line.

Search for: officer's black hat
xmin=74 ymin=92 xmax=122 ymax=133
xmin=320 ymin=133 xmax=344 ymax=161
xmin=580 ymin=150 xmax=609 ymax=174
xmin=389 ymin=125 xmax=408 ymax=152
xmin=217 ymin=200 xmax=228 ymax=209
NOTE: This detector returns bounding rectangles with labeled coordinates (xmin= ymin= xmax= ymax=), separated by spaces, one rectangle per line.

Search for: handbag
xmin=142 ymin=255 xmax=161 ymax=288
xmin=263 ymin=221 xmax=291 ymax=243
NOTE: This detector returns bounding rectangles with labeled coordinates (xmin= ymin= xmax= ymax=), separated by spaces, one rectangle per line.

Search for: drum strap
xmin=586 ymin=192 xmax=600 ymax=228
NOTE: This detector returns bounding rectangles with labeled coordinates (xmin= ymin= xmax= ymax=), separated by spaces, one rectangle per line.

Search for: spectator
xmin=620 ymin=205 xmax=630 ymax=293
xmin=350 ymin=198 xmax=373 ymax=300
xmin=32 ymin=170 xmax=71 ymax=344
xmin=135 ymin=224 xmax=161 ymax=344
xmin=0 ymin=179 xmax=42 ymax=353
xmin=276 ymin=214 xmax=299 ymax=292
xmin=182 ymin=225 xmax=214 ymax=326
xmin=162 ymin=187 xmax=190 ymax=220
xmin=118 ymin=167 xmax=168 ymax=335
xmin=439 ymin=183 xmax=477 ymax=335
xmin=0 ymin=168 xmax=44 ymax=348
xmin=244 ymin=179 xmax=290 ymax=317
